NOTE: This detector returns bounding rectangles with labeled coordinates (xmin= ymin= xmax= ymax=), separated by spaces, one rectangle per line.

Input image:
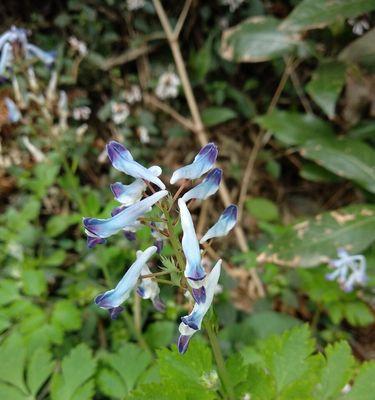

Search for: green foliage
xmin=246 ymin=197 xmax=279 ymax=222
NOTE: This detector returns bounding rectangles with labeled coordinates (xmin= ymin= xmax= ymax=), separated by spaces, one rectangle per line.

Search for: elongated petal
xmin=0 ymin=31 xmax=13 ymax=50
xmin=26 ymin=43 xmax=55 ymax=66
xmin=181 ymin=168 xmax=222 ymax=202
xmin=178 ymin=199 xmax=205 ymax=284
xmin=0 ymin=42 xmax=13 ymax=76
xmin=107 ymin=141 xmax=165 ymax=189
xmin=170 ymin=143 xmax=218 ymax=184
xmin=178 ymin=260 xmax=222 ymax=354
xmin=200 ymin=205 xmax=237 ymax=243
xmin=4 ymin=97 xmax=21 ymax=123
xmin=95 ymin=246 xmax=157 ymax=316
xmin=83 ymin=190 xmax=167 ymax=239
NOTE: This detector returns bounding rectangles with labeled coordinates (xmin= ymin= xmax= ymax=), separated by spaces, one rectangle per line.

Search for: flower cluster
xmin=83 ymin=141 xmax=238 ymax=353
xmin=326 ymin=248 xmax=367 ymax=292
xmin=155 ymin=71 xmax=180 ymax=100
xmin=0 ymin=25 xmax=55 ymax=78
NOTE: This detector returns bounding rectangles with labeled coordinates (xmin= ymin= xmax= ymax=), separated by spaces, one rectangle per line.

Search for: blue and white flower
xmin=200 ymin=205 xmax=238 ymax=244
xmin=178 ymin=259 xmax=222 ymax=354
xmin=136 ymin=250 xmax=165 ymax=312
xmin=95 ymin=245 xmax=157 ymax=319
xmin=178 ymin=199 xmax=206 ymax=303
xmin=326 ymin=248 xmax=367 ymax=292
xmin=4 ymin=97 xmax=21 ymax=123
xmin=83 ymin=190 xmax=168 ymax=248
xmin=107 ymin=141 xmax=165 ymax=189
xmin=181 ymin=168 xmax=222 ymax=202
xmin=170 ymin=143 xmax=218 ymax=184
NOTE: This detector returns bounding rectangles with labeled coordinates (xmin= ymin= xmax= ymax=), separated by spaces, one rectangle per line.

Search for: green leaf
xmin=257 ymin=204 xmax=375 ymax=267
xmin=344 ymin=362 xmax=375 ymax=400
xmin=46 ymin=214 xmax=81 ymax=237
xmin=0 ymin=383 xmax=28 ymax=400
xmin=344 ymin=302 xmax=374 ymax=326
xmin=145 ymin=321 xmax=175 ymax=348
xmin=280 ymin=0 xmax=375 ymax=32
xmin=300 ymin=162 xmax=339 ymax=183
xmin=221 ymin=16 xmax=301 ymax=63
xmin=22 ymin=270 xmax=47 ymax=296
xmin=256 ymin=109 xmax=334 ymax=145
xmin=300 ymin=138 xmax=375 ymax=193
xmin=51 ymin=300 xmax=82 ymax=332
xmin=27 ymin=348 xmax=54 ymax=396
xmin=317 ymin=341 xmax=355 ymax=400
xmin=0 ymin=333 xmax=27 ymax=393
xmin=339 ymin=28 xmax=375 ymax=71
xmin=201 ymin=107 xmax=237 ymax=127
xmin=245 ymin=197 xmax=279 ymax=222
xmin=51 ymin=344 xmax=96 ymax=400
xmin=97 ymin=368 xmax=127 ymax=399
xmin=0 ymin=279 xmax=19 ymax=306
xmin=306 ymin=61 xmax=346 ymax=119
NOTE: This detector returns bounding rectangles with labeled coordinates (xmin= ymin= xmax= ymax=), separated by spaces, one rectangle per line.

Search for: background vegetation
xmin=0 ymin=0 xmax=374 ymax=399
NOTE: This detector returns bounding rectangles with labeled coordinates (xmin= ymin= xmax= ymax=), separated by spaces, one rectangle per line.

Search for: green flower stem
xmin=204 ymin=321 xmax=235 ymax=400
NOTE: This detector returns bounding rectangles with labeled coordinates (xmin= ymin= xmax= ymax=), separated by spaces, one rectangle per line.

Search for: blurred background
xmin=0 ymin=1 xmax=374 ymax=399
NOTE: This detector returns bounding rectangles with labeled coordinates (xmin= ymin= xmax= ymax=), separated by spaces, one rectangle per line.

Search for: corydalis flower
xmin=155 ymin=71 xmax=180 ymax=100
xmin=200 ymin=205 xmax=237 ymax=244
xmin=151 ymin=221 xmax=167 ymax=253
xmin=83 ymin=190 xmax=168 ymax=247
xmin=95 ymin=246 xmax=157 ymax=319
xmin=136 ymin=250 xmax=165 ymax=312
xmin=110 ymin=165 xmax=162 ymax=206
xmin=0 ymin=26 xmax=55 ymax=77
xmin=170 ymin=143 xmax=218 ymax=184
xmin=178 ymin=259 xmax=222 ymax=354
xmin=178 ymin=199 xmax=206 ymax=303
xmin=181 ymin=168 xmax=222 ymax=202
xmin=107 ymin=141 xmax=165 ymax=189
xmin=326 ymin=248 xmax=367 ymax=292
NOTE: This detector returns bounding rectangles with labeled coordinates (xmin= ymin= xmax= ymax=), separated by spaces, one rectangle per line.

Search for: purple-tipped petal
xmin=111 ymin=204 xmax=127 ymax=217
xmin=106 ymin=141 xmax=165 ymax=189
xmin=181 ymin=168 xmax=222 ymax=202
xmin=170 ymin=143 xmax=218 ymax=184
xmin=124 ymin=230 xmax=136 ymax=241
xmin=181 ymin=315 xmax=199 ymax=330
xmin=136 ymin=286 xmax=145 ymax=298
xmin=154 ymin=239 xmax=164 ymax=254
xmin=152 ymin=296 xmax=166 ymax=312
xmin=192 ymin=286 xmax=206 ymax=304
xmin=87 ymin=236 xmax=106 ymax=248
xmin=178 ymin=335 xmax=192 ymax=354
xmin=200 ymin=204 xmax=238 ymax=244
xmin=109 ymin=306 xmax=124 ymax=320
xmin=26 ymin=43 xmax=56 ymax=66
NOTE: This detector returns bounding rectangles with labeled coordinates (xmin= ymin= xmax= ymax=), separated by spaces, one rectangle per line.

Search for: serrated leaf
xmin=344 ymin=362 xmax=375 ymax=400
xmin=201 ymin=107 xmax=237 ymax=127
xmin=221 ymin=16 xmax=301 ymax=63
xmin=316 ymin=341 xmax=355 ymax=400
xmin=0 ymin=333 xmax=27 ymax=393
xmin=97 ymin=368 xmax=126 ymax=399
xmin=280 ymin=0 xmax=375 ymax=32
xmin=257 ymin=204 xmax=375 ymax=267
xmin=306 ymin=61 xmax=346 ymax=119
xmin=27 ymin=347 xmax=54 ymax=396
xmin=256 ymin=109 xmax=334 ymax=146
xmin=301 ymin=138 xmax=375 ymax=193
xmin=51 ymin=344 xmax=96 ymax=400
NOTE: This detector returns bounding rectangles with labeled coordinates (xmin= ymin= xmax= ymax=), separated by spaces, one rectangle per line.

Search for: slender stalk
xmin=204 ymin=321 xmax=235 ymax=400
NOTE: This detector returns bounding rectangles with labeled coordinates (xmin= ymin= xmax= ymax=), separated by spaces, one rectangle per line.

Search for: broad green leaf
xmin=244 ymin=365 xmax=276 ymax=400
xmin=280 ymin=0 xmax=375 ymax=32
xmin=102 ymin=344 xmax=152 ymax=393
xmin=256 ymin=109 xmax=334 ymax=145
xmin=245 ymin=197 xmax=279 ymax=222
xmin=300 ymin=162 xmax=339 ymax=183
xmin=344 ymin=362 xmax=375 ymax=400
xmin=0 ymin=383 xmax=27 ymax=400
xmin=0 ymin=313 xmax=11 ymax=334
xmin=343 ymin=302 xmax=374 ymax=326
xmin=0 ymin=279 xmax=19 ymax=306
xmin=22 ymin=270 xmax=47 ymax=296
xmin=145 ymin=321 xmax=175 ymax=348
xmin=70 ymin=380 xmax=95 ymax=400
xmin=97 ymin=368 xmax=126 ymax=399
xmin=300 ymin=138 xmax=375 ymax=193
xmin=0 ymin=333 xmax=27 ymax=393
xmin=51 ymin=344 xmax=96 ymax=400
xmin=201 ymin=107 xmax=237 ymax=127
xmin=27 ymin=348 xmax=54 ymax=396
xmin=339 ymin=28 xmax=375 ymax=71
xmin=46 ymin=214 xmax=81 ymax=237
xmin=257 ymin=204 xmax=375 ymax=267
xmin=221 ymin=16 xmax=301 ymax=63
xmin=51 ymin=300 xmax=82 ymax=332
xmin=306 ymin=61 xmax=346 ymax=119
xmin=316 ymin=341 xmax=355 ymax=400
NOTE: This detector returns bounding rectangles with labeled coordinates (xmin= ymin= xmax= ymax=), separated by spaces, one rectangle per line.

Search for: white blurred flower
xmin=155 ymin=71 xmax=180 ymax=100
xmin=222 ymin=0 xmax=245 ymax=12
xmin=111 ymin=102 xmax=130 ymax=125
xmin=73 ymin=106 xmax=91 ymax=121
xmin=342 ymin=384 xmax=351 ymax=394
xmin=348 ymin=18 xmax=370 ymax=36
xmin=68 ymin=36 xmax=88 ymax=56
xmin=127 ymin=0 xmax=145 ymax=10
xmin=22 ymin=136 xmax=45 ymax=162
xmin=123 ymin=85 xmax=142 ymax=104
xmin=138 ymin=126 xmax=150 ymax=144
